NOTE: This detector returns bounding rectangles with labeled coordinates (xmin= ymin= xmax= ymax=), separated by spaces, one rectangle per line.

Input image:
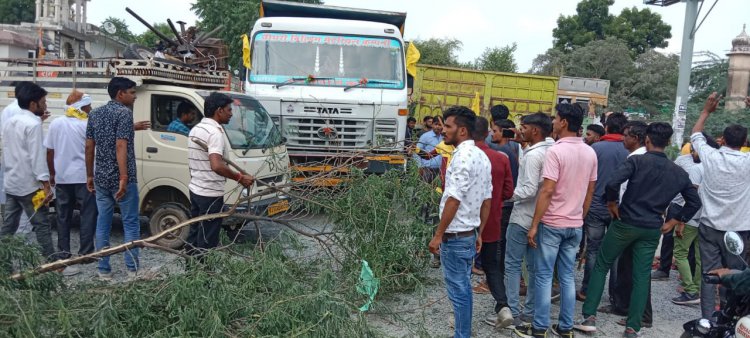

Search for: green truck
xmin=411 ymin=64 xmax=560 ymax=122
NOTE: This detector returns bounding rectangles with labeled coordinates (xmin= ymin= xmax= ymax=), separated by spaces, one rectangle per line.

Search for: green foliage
xmin=0 ymin=0 xmax=34 ymax=25
xmin=474 ymin=43 xmax=518 ymax=73
xmin=529 ymin=48 xmax=567 ymax=76
xmin=192 ymin=0 xmax=322 ymax=70
xmin=683 ymin=103 xmax=750 ymax=141
xmin=0 ymin=241 xmax=377 ymax=337
xmin=616 ymin=50 xmax=679 ymax=115
xmin=411 ymin=38 xmax=463 ymax=68
xmin=689 ymin=60 xmax=729 ymax=105
xmin=552 ymin=0 xmax=671 ymax=56
xmin=316 ymin=163 xmax=437 ymax=294
xmin=135 ymin=23 xmax=174 ymax=48
xmin=102 ymin=17 xmax=136 ymax=43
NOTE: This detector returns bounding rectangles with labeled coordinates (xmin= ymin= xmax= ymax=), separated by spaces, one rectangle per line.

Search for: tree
xmin=552 ymin=0 xmax=671 ymax=56
xmin=0 ymin=0 xmax=34 ymax=25
xmin=192 ymin=0 xmax=322 ymax=70
xmin=606 ymin=7 xmax=671 ymax=56
xmin=529 ymin=48 xmax=566 ymax=76
xmin=102 ymin=17 xmax=136 ymax=43
xmin=617 ymin=50 xmax=679 ymax=117
xmin=689 ymin=59 xmax=729 ymax=105
xmin=564 ymin=38 xmax=633 ymax=81
xmin=474 ymin=43 xmax=518 ymax=73
xmin=135 ymin=23 xmax=173 ymax=48
xmin=552 ymin=0 xmax=614 ymax=51
xmin=411 ymin=38 xmax=463 ymax=68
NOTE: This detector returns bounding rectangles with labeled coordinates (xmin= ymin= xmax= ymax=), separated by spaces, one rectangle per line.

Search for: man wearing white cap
xmin=44 ymin=90 xmax=98 ymax=276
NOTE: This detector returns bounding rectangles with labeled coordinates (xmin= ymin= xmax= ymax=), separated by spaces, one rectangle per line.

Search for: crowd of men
xmin=0 ymin=79 xmax=254 ymax=281
xmin=410 ymin=94 xmax=750 ymax=338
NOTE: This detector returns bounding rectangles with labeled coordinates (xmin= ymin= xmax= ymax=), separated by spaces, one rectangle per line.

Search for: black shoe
xmin=672 ymin=292 xmax=700 ymax=305
xmin=551 ymin=324 xmax=573 ymax=338
xmin=513 ymin=324 xmax=547 ymax=338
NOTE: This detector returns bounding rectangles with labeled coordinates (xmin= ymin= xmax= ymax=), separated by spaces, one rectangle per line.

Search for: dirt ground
xmin=10 ymin=213 xmax=697 ymax=337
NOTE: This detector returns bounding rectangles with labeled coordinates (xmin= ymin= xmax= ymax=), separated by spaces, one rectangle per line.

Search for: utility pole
xmin=671 ymin=0 xmax=699 ymax=145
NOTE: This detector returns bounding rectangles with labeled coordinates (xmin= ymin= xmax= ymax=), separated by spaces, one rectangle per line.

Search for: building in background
xmin=0 ymin=0 xmax=126 ymax=59
xmin=727 ymin=24 xmax=750 ymax=110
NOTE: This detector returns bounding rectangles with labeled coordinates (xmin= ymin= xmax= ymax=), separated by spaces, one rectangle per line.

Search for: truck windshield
xmin=250 ymin=32 xmax=405 ymax=89
xmin=203 ymin=93 xmax=283 ymax=150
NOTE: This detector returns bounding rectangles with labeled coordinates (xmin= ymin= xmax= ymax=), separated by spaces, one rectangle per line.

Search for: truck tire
xmin=123 ymin=43 xmax=155 ymax=60
xmin=148 ymin=202 xmax=190 ymax=249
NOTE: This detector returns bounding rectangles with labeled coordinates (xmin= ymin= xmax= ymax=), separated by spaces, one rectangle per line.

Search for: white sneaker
xmin=61 ymin=265 xmax=80 ymax=276
xmin=496 ymin=307 xmax=514 ymax=329
xmin=97 ymin=271 xmax=113 ymax=281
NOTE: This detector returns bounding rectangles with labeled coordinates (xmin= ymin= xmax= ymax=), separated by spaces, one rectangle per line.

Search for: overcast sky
xmin=87 ymin=0 xmax=748 ymax=71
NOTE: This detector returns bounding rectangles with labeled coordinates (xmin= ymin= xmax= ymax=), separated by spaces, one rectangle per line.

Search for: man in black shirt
xmin=576 ymin=122 xmax=701 ymax=338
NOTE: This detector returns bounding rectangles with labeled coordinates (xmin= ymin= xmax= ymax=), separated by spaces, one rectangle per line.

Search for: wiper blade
xmin=344 ymin=79 xmax=399 ymax=92
xmin=274 ymin=76 xmax=334 ymax=89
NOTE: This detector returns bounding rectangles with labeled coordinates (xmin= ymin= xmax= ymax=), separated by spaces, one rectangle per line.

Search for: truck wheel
xmin=149 ymin=203 xmax=191 ymax=249
xmin=123 ymin=43 xmax=155 ymax=60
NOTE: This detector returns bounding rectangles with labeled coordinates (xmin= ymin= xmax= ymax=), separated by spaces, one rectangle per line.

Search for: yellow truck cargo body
xmin=412 ymin=65 xmax=559 ymax=123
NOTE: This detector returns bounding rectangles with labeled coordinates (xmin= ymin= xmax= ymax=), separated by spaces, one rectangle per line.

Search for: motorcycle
xmin=682 ymin=231 xmax=750 ymax=338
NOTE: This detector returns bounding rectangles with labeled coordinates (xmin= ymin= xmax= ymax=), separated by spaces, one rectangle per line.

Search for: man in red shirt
xmin=474 ymin=116 xmax=515 ymax=327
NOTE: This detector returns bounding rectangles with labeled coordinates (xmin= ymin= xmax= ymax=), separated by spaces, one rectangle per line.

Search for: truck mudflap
xmin=290 ymin=154 xmax=406 ymax=186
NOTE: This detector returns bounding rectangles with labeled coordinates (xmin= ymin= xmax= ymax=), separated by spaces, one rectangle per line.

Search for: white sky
xmin=87 ymin=0 xmax=749 ymax=71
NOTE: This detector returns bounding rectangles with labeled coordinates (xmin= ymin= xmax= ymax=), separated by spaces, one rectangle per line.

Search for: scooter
xmin=681 ymin=232 xmax=750 ymax=338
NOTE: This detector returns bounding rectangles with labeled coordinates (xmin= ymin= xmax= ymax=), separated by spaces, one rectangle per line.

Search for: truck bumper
xmin=289 ymin=154 xmax=406 ymax=186
xmin=223 ymin=195 xmax=291 ymax=222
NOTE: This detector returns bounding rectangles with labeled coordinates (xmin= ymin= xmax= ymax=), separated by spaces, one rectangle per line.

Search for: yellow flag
xmin=406 ymin=42 xmax=420 ymax=77
xmin=471 ymin=91 xmax=481 ymax=115
xmin=242 ymin=34 xmax=251 ymax=69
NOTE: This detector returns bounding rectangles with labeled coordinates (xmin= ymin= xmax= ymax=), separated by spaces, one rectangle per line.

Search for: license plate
xmin=267 ymin=200 xmax=290 ymax=216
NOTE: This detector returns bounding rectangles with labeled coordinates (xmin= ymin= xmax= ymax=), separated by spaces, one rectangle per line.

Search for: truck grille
xmin=284 ymin=117 xmax=370 ymax=148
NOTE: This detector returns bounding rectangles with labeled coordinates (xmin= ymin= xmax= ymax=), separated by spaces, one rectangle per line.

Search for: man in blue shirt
xmin=167 ymin=102 xmax=197 ymax=136
xmin=415 ymin=117 xmax=443 ymax=183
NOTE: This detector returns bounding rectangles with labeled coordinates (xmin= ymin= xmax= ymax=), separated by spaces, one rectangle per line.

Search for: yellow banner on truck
xmin=411 ymin=65 xmax=559 ymax=123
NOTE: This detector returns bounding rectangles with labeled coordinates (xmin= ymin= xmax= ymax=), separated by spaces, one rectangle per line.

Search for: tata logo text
xmin=316 ymin=107 xmax=339 ymax=114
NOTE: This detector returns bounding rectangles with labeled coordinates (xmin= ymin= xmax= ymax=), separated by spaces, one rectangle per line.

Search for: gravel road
xmin=11 ymin=212 xmax=698 ymax=337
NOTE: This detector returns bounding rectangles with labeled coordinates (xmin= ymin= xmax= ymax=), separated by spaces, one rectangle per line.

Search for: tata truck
xmin=244 ymin=0 xmax=410 ymax=184
xmin=0 ymin=58 xmax=291 ymax=248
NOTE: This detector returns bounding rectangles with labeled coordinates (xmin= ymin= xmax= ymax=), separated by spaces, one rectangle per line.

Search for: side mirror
xmin=724 ymin=231 xmax=745 ymax=256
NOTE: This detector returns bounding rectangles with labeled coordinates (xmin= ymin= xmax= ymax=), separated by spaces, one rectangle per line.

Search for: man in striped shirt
xmin=186 ymin=93 xmax=254 ymax=257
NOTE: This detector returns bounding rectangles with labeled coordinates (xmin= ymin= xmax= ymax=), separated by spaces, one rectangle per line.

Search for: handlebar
xmin=703 ymin=273 xmax=721 ymax=284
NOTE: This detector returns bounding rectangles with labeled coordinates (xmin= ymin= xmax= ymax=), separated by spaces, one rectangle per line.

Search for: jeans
xmin=699 ymin=225 xmax=749 ymax=319
xmin=186 ymin=192 xmax=224 ymax=256
xmin=95 ymin=183 xmax=140 ymax=273
xmin=582 ymin=219 xmax=660 ymax=332
xmin=674 ymin=226 xmax=701 ymax=295
xmin=441 ymin=234 xmax=476 ymax=338
xmin=505 ymin=223 xmax=535 ymax=319
xmin=1 ymin=191 xmax=55 ymax=260
xmin=582 ymin=212 xmax=610 ymax=293
xmin=533 ymin=223 xmax=581 ymax=331
xmin=55 ymin=183 xmax=97 ymax=258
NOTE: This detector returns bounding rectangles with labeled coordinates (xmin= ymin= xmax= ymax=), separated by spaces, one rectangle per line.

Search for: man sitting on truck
xmin=167 ymin=102 xmax=197 ymax=136
xmin=186 ymin=92 xmax=254 ymax=258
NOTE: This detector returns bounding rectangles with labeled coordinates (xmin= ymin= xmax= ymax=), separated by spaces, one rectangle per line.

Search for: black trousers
xmin=611 ymin=244 xmax=653 ymax=324
xmin=55 ymin=183 xmax=98 ymax=258
xmin=481 ymin=241 xmax=508 ymax=313
xmin=186 ymin=192 xmax=224 ymax=257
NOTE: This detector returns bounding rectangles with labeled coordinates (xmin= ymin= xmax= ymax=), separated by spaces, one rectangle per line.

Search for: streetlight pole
xmin=671 ymin=0 xmax=699 ymax=145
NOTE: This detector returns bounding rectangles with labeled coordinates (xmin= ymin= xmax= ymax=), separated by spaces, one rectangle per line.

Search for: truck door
xmin=140 ymin=92 xmax=203 ymax=194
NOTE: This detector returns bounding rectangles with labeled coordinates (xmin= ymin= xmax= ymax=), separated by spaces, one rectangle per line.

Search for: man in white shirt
xmin=691 ymin=92 xmax=750 ymax=319
xmin=0 ymin=82 xmax=55 ymax=260
xmin=44 ymin=90 xmax=98 ymax=275
xmin=0 ymin=81 xmax=35 ymax=241
xmin=186 ymin=92 xmax=254 ymax=258
xmin=428 ymin=106 xmax=492 ymax=338
xmin=505 ymin=112 xmax=553 ymax=330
